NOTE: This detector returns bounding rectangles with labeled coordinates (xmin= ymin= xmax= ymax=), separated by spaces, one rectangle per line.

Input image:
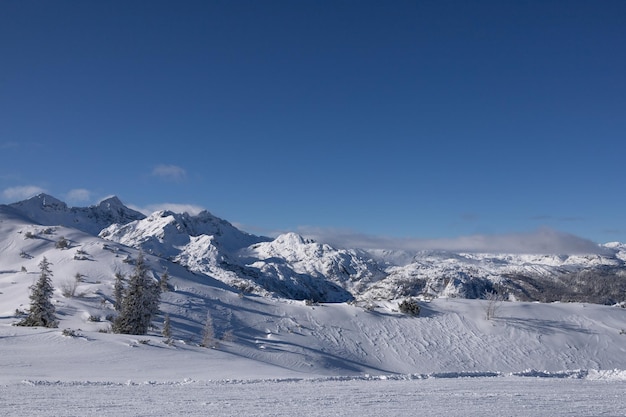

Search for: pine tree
xmin=160 ymin=270 xmax=169 ymax=293
xmin=18 ymin=257 xmax=57 ymax=328
xmin=162 ymin=314 xmax=172 ymax=345
xmin=200 ymin=311 xmax=215 ymax=348
xmin=113 ymin=272 xmax=125 ymax=312
xmin=112 ymin=252 xmax=161 ymax=335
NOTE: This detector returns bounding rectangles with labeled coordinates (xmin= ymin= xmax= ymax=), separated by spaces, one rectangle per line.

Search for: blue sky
xmin=1 ymin=0 xmax=625 ymax=250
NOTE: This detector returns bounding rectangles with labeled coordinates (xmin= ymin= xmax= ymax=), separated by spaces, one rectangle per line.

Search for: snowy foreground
xmin=2 ymin=299 xmax=626 ymax=416
xmin=3 ymin=376 xmax=626 ymax=417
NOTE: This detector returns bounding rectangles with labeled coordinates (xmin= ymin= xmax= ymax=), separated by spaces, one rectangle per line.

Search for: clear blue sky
xmin=1 ymin=0 xmax=625 ymax=247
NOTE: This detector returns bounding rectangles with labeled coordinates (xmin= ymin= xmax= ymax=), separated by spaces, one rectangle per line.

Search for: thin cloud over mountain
xmin=297 ymin=226 xmax=608 ymax=255
xmin=2 ymin=185 xmax=46 ymax=201
xmin=134 ymin=203 xmax=206 ymax=216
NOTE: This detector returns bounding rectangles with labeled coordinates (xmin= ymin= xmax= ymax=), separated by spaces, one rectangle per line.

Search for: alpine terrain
xmin=1 ymin=194 xmax=626 ymax=416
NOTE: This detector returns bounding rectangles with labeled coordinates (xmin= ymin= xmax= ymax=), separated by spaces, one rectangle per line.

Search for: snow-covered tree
xmin=55 ymin=236 xmax=69 ymax=249
xmin=17 ymin=257 xmax=58 ymax=328
xmin=200 ymin=311 xmax=216 ymax=348
xmin=113 ymin=272 xmax=125 ymax=312
xmin=112 ymin=252 xmax=161 ymax=335
xmin=162 ymin=313 xmax=172 ymax=345
xmin=160 ymin=270 xmax=170 ymax=293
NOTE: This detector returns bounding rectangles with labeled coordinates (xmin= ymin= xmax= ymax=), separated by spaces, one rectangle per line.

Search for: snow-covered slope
xmin=2 ymin=196 xmax=626 ymax=389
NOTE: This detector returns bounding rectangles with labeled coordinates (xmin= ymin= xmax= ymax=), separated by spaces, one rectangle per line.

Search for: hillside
xmin=1 ymin=194 xmax=626 ymax=385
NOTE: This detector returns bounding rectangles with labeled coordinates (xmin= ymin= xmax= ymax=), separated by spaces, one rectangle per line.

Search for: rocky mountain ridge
xmin=2 ymin=194 xmax=625 ymax=304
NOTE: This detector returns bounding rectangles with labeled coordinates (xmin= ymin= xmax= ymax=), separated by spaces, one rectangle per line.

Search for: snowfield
xmin=4 ymin=376 xmax=626 ymax=417
xmin=2 ymin=299 xmax=626 ymax=416
xmin=2 ymin=195 xmax=626 ymax=415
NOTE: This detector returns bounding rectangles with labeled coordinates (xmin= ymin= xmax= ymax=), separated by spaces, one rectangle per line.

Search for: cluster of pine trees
xmin=17 ymin=252 xmax=220 ymax=346
xmin=111 ymin=252 xmax=161 ymax=335
xmin=18 ymin=252 xmax=165 ymax=336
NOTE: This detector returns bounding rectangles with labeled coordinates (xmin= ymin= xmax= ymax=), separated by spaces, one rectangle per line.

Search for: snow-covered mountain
xmin=363 ymin=249 xmax=626 ymax=303
xmin=2 ymin=193 xmax=625 ymax=304
xmin=99 ymin=211 xmax=383 ymax=302
xmin=2 ymin=193 xmax=626 ymax=396
xmin=7 ymin=193 xmax=145 ymax=235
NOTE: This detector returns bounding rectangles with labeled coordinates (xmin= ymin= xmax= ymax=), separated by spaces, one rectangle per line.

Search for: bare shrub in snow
xmin=55 ymin=236 xmax=70 ymax=249
xmin=398 ymin=298 xmax=421 ymax=316
xmin=484 ymin=290 xmax=504 ymax=320
xmin=62 ymin=328 xmax=81 ymax=337
xmin=61 ymin=273 xmax=84 ymax=298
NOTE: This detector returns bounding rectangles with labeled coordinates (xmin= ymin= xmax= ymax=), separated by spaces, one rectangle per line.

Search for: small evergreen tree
xmin=17 ymin=257 xmax=57 ymax=328
xmin=112 ymin=252 xmax=161 ymax=335
xmin=200 ymin=311 xmax=216 ymax=348
xmin=55 ymin=236 xmax=69 ymax=249
xmin=160 ymin=270 xmax=170 ymax=293
xmin=162 ymin=314 xmax=172 ymax=345
xmin=398 ymin=298 xmax=421 ymax=316
xmin=113 ymin=272 xmax=125 ymax=312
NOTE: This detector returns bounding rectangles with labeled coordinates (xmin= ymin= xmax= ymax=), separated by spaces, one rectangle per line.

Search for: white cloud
xmin=66 ymin=188 xmax=91 ymax=203
xmin=151 ymin=164 xmax=187 ymax=181
xmin=2 ymin=185 xmax=46 ymax=201
xmin=133 ymin=203 xmax=205 ymax=216
xmin=295 ymin=226 xmax=607 ymax=255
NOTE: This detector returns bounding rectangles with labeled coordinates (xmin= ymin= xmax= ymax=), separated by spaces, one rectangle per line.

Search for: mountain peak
xmin=275 ymin=232 xmax=315 ymax=246
xmin=10 ymin=193 xmax=68 ymax=213
xmin=6 ymin=193 xmax=144 ymax=235
xmin=96 ymin=195 xmax=124 ymax=208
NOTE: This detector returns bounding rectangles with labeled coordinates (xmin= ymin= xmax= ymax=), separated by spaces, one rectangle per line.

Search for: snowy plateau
xmin=1 ymin=194 xmax=626 ymax=416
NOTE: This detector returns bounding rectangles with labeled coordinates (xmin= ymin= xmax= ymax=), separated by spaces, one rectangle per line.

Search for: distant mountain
xmin=3 ymin=193 xmax=626 ymax=304
xmin=99 ymin=212 xmax=376 ymax=302
xmin=362 ymin=248 xmax=626 ymax=304
xmin=6 ymin=193 xmax=145 ymax=235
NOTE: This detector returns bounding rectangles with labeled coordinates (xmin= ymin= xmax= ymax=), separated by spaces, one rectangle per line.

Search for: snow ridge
xmin=6 ymin=193 xmax=145 ymax=235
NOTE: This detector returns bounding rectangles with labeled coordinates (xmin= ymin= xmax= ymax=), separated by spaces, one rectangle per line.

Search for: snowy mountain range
xmin=2 ymin=193 xmax=625 ymax=305
xmin=2 ymin=193 xmax=626 ymax=397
